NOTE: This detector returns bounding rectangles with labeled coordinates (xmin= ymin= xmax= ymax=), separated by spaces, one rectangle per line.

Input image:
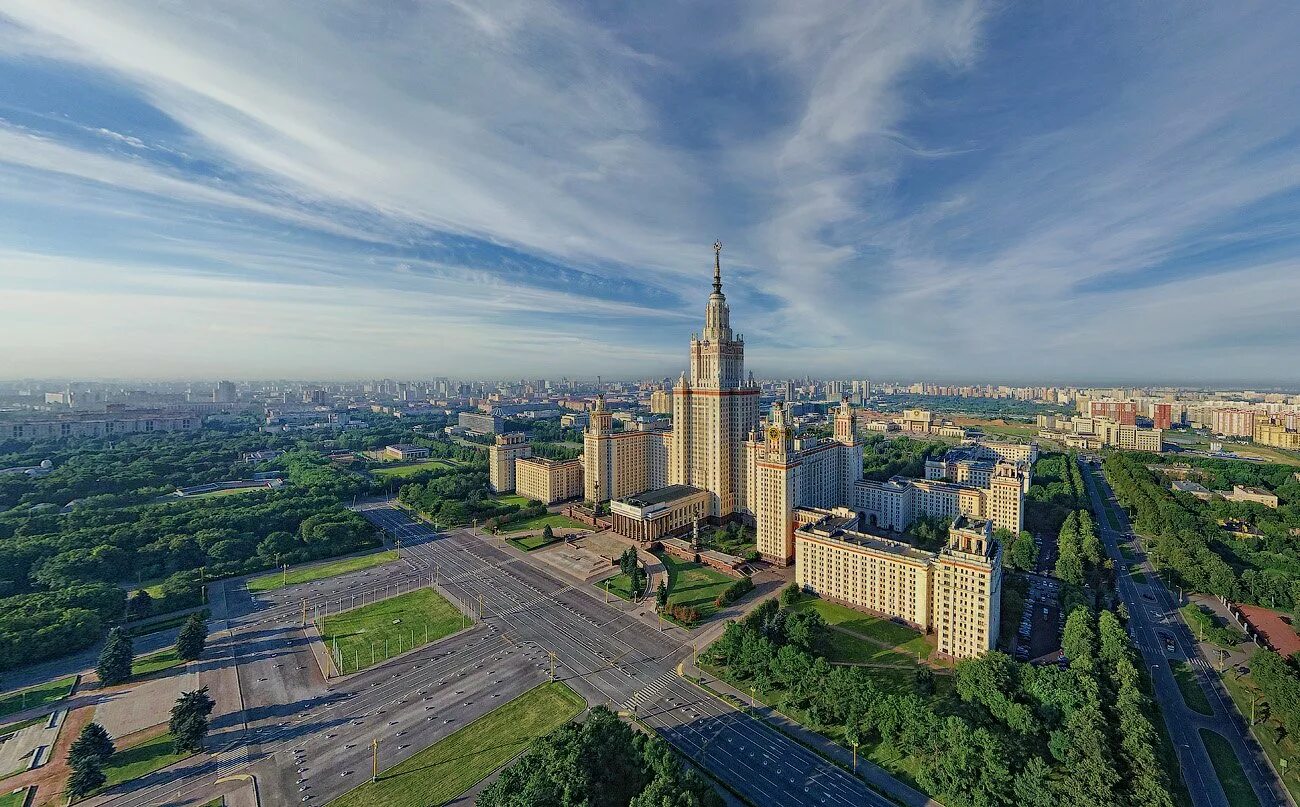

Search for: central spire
xmin=712 ymin=240 xmax=723 ymax=296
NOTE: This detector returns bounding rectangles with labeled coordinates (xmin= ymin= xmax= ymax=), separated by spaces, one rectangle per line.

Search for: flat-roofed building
xmin=3 ymin=411 xmax=202 ymax=440
xmin=1255 ymin=419 xmax=1300 ymax=450
xmin=933 ymin=516 xmax=1001 ymax=659
xmin=459 ymin=411 xmax=504 ymax=435
xmin=1226 ymin=485 xmax=1279 ymax=508
xmin=795 ymin=508 xmax=934 ymax=630
xmin=794 ymin=510 xmax=1001 ymax=659
xmin=610 ymin=484 xmax=711 ymax=542
xmin=583 ymin=395 xmax=671 ymax=504
xmin=515 ymin=456 xmax=583 ymax=504
xmin=488 ymin=432 xmax=531 ymax=493
xmin=1171 ymin=480 xmax=1216 ymax=501
xmin=384 ymin=443 xmax=431 ymax=462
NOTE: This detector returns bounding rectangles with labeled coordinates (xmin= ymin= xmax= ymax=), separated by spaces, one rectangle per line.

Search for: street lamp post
xmin=852 ymin=742 xmax=858 ymax=773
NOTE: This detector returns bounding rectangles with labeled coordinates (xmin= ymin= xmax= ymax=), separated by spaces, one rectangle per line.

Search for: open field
xmin=1220 ymin=659 xmax=1300 ymax=803
xmin=1170 ymin=660 xmax=1213 ymax=716
xmin=1200 ymin=729 xmax=1261 ymax=807
xmin=507 ymin=533 xmax=559 ymax=551
xmin=788 ymin=597 xmax=928 ymax=655
xmin=371 ymin=459 xmax=460 ymax=478
xmin=0 ymin=676 xmax=76 ymax=720
xmin=324 ymin=682 xmax=585 ymax=807
xmin=660 ymin=552 xmax=737 ymax=618
xmin=133 ymin=648 xmax=185 ymax=678
xmin=502 ymin=512 xmax=589 ymax=532
xmin=320 ymin=589 xmax=465 ymax=674
xmin=98 ymin=731 xmax=190 ymax=793
xmin=247 ymin=551 xmax=400 ymax=592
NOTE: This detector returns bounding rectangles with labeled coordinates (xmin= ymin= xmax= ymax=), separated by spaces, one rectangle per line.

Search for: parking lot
xmin=1014 ymin=573 xmax=1063 ymax=663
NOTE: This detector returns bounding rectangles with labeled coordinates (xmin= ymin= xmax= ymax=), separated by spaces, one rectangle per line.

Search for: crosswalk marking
xmin=622 ymin=670 xmax=677 ymax=712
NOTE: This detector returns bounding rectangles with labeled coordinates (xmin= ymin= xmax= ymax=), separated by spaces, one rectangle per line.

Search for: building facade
xmin=794 ymin=510 xmax=1001 ymax=659
xmin=669 ymin=245 xmax=761 ymax=519
xmin=488 ymin=433 xmax=532 ymax=493
xmin=515 ymin=456 xmax=583 ymax=504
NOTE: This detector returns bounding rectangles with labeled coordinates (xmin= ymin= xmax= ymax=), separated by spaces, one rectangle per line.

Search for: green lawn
xmin=372 ymin=460 xmax=459 ymax=478
xmin=598 ymin=572 xmax=643 ymax=602
xmin=320 ymin=589 xmax=465 ymax=675
xmin=788 ymin=597 xmax=927 ymax=652
xmin=325 ymin=682 xmax=585 ymax=807
xmin=660 ymin=552 xmax=738 ymax=618
xmin=133 ymin=648 xmax=185 ymax=678
xmin=128 ymin=609 xmax=210 ymax=638
xmin=1220 ymin=658 xmax=1300 ymax=803
xmin=0 ymin=675 xmax=76 ymax=719
xmin=247 ymin=551 xmax=400 ymax=592
xmin=1129 ymin=564 xmax=1147 ymax=583
xmin=99 ymin=731 xmax=190 ymax=792
xmin=507 ymin=533 xmax=559 ymax=551
xmin=1182 ymin=603 xmax=1245 ymax=648
xmin=1171 ymin=660 xmax=1214 ymax=716
xmin=493 ymin=494 xmax=536 ymax=508
xmin=0 ymin=788 xmax=30 ymax=807
xmin=502 ymin=513 xmax=589 ymax=533
xmin=821 ymin=630 xmax=920 ymax=667
xmin=1200 ymin=729 xmax=1262 ymax=807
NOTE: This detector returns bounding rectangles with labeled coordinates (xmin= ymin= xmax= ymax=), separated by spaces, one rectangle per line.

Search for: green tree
xmin=656 ymin=580 xmax=668 ymax=609
xmin=542 ymin=524 xmax=555 ymax=542
xmin=66 ymin=754 xmax=106 ymax=799
xmin=68 ymin=721 xmax=115 ymax=766
xmin=779 ymin=582 xmax=803 ymax=606
xmin=96 ymin=627 xmax=133 ymax=686
xmin=1009 ymin=530 xmax=1039 ymax=571
xmin=170 ymin=687 xmax=216 ymax=753
xmin=175 ymin=613 xmax=208 ymax=661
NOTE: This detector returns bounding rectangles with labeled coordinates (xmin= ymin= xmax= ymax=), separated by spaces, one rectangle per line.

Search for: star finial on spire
xmin=712 ymin=240 xmax=723 ymax=294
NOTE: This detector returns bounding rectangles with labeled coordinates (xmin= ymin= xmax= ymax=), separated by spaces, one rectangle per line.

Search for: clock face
xmin=767 ymin=426 xmax=781 ymax=440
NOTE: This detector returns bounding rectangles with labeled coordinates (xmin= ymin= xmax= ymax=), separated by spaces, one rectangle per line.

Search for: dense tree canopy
xmin=479 ymin=706 xmax=721 ymax=807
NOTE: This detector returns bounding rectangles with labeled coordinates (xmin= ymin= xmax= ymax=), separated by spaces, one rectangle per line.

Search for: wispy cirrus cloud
xmin=0 ymin=2 xmax=1296 ymax=383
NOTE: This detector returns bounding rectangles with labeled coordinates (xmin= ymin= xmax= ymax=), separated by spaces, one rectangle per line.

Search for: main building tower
xmin=670 ymin=243 xmax=760 ymax=519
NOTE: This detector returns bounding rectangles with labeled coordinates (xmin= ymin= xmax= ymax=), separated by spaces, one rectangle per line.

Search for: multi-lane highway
xmin=95 ymin=503 xmax=901 ymax=807
xmin=1081 ymin=458 xmax=1290 ymax=807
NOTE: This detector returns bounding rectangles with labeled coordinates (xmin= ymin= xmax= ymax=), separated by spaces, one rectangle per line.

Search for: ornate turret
xmin=834 ymin=396 xmax=857 ymax=445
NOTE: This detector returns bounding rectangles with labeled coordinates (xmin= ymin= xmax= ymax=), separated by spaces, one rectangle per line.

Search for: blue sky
xmin=1 ymin=2 xmax=1298 ymax=384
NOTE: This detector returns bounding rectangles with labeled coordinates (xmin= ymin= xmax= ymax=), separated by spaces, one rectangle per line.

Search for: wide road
xmin=366 ymin=504 xmax=898 ymax=807
xmin=95 ymin=504 xmax=902 ymax=807
xmin=1082 ymin=458 xmax=1290 ymax=807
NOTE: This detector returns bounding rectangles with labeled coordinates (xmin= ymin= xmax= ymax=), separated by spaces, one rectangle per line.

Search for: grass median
xmin=98 ymin=731 xmax=190 ymax=793
xmin=0 ymin=788 xmax=30 ymax=807
xmin=325 ymin=681 xmax=585 ymax=807
xmin=248 ymin=551 xmax=400 ymax=592
xmin=1171 ymin=660 xmax=1214 ymax=716
xmin=320 ymin=588 xmax=465 ymax=674
xmin=0 ymin=675 xmax=76 ymax=720
xmin=1199 ymin=729 xmax=1261 ymax=807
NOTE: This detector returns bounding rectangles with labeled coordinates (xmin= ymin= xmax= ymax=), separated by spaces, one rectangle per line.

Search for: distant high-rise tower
xmin=214 ymin=380 xmax=236 ymax=403
xmin=670 ymin=242 xmax=760 ymax=518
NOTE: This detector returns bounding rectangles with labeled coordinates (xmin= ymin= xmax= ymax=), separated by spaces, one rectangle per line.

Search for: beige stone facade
xmin=488 ymin=432 xmax=531 ymax=493
xmin=515 ymin=456 xmax=583 ymax=505
xmin=794 ymin=510 xmax=1001 ymax=659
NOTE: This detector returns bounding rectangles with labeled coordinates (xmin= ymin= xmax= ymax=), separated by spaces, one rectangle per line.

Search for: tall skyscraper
xmin=669 ymin=243 xmax=760 ymax=518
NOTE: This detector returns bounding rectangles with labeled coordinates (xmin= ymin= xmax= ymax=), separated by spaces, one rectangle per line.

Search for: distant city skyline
xmin=1 ymin=4 xmax=1299 ymax=382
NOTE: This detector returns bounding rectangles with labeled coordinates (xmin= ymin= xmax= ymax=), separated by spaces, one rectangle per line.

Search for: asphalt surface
xmin=91 ymin=503 xmax=899 ymax=807
xmin=1081 ymin=458 xmax=1291 ymax=807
